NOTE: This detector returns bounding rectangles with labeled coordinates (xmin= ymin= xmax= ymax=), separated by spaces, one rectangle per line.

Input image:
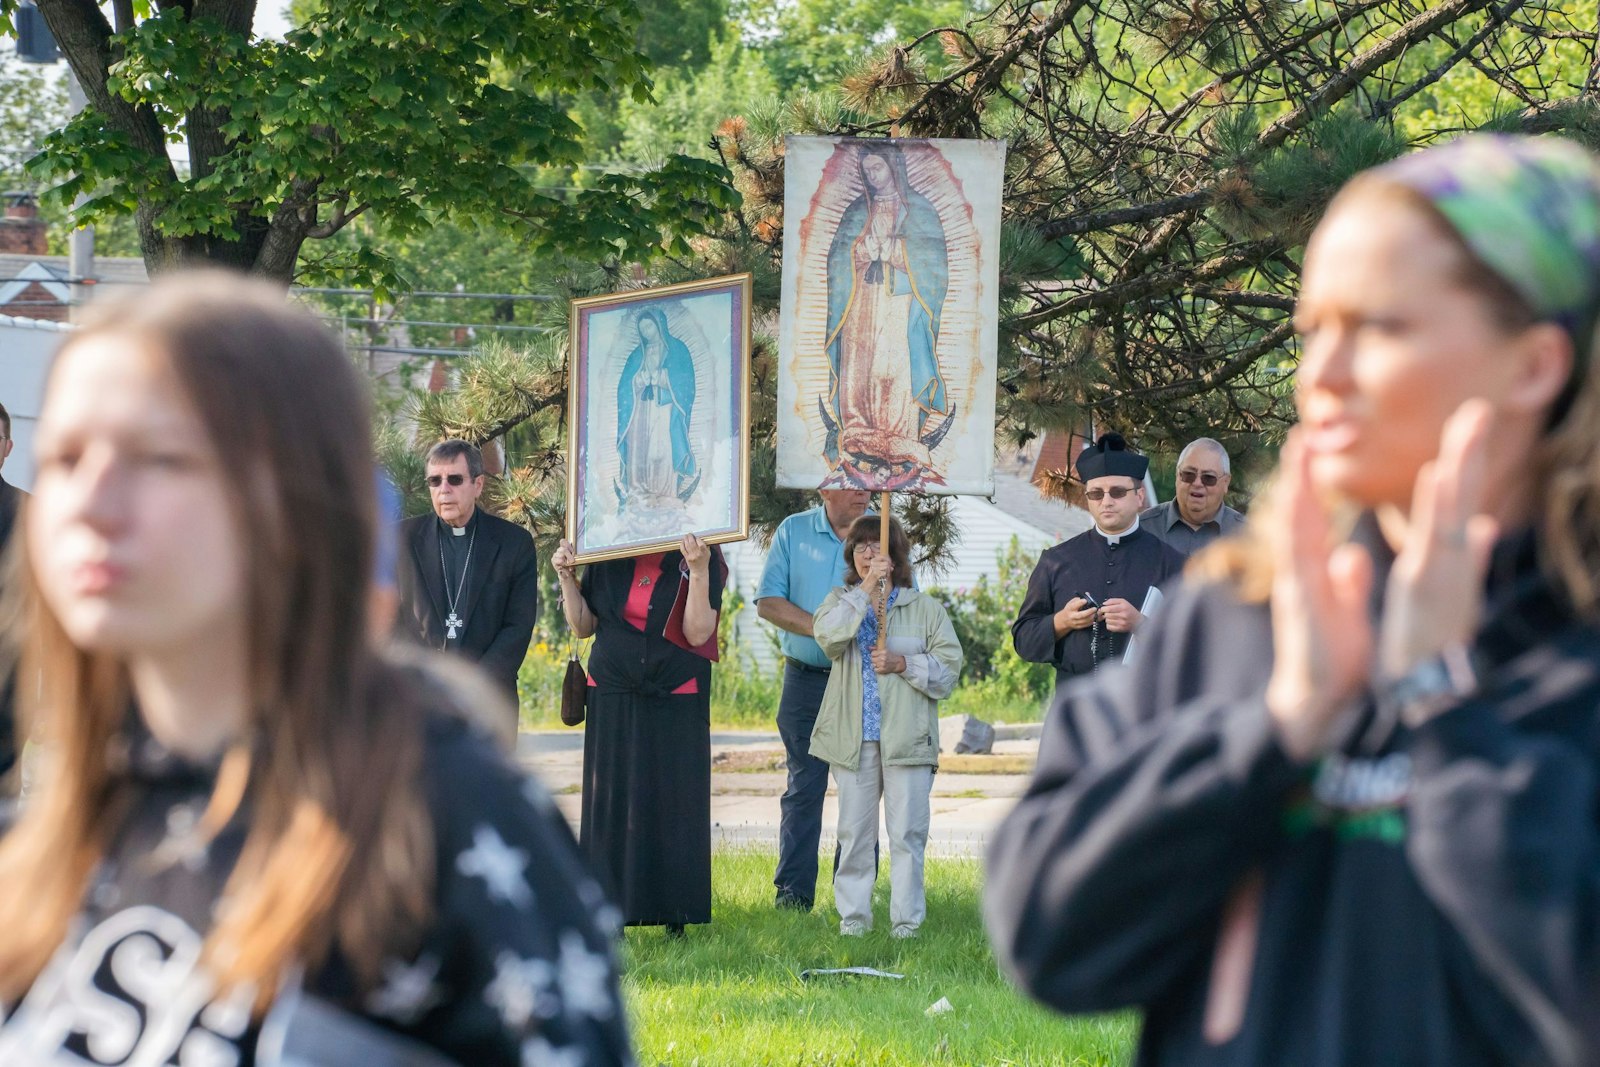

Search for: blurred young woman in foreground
xmin=987 ymin=135 xmax=1600 ymax=1066
xmin=0 ymin=273 xmax=630 ymax=1066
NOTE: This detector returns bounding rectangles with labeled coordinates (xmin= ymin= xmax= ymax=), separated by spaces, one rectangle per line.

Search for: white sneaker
xmin=839 ymin=920 xmax=869 ymax=937
xmin=891 ymin=924 xmax=919 ymax=940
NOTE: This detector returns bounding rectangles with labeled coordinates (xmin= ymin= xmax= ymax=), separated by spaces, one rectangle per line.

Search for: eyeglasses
xmin=427 ymin=473 xmax=468 ymax=488
xmin=1084 ymin=486 xmax=1137 ymax=502
xmin=1178 ymin=470 xmax=1222 ymax=487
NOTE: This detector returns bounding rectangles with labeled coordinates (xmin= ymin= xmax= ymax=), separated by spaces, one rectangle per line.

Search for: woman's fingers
xmin=1378 ymin=401 xmax=1498 ymax=678
xmin=1277 ymin=432 xmax=1336 ymax=610
xmin=1468 ymin=513 xmax=1500 ymax=575
xmin=552 ymin=538 xmax=576 ymax=571
xmin=1413 ymin=400 xmax=1492 ymax=556
xmin=1328 ymin=542 xmax=1374 ymax=620
xmin=1265 ymin=430 xmax=1374 ymax=755
xmin=1438 ymin=399 xmax=1493 ymax=530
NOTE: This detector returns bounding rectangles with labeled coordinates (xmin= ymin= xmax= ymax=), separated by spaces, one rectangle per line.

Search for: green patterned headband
xmin=1372 ymin=134 xmax=1600 ymax=343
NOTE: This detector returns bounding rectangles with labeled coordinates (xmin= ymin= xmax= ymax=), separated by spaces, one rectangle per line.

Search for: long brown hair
xmin=1196 ymin=178 xmax=1600 ymax=617
xmin=0 ymin=272 xmax=434 ymax=1005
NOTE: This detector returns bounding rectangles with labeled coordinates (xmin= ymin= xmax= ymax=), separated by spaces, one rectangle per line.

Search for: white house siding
xmin=0 ymin=313 xmax=72 ymax=489
xmin=720 ymin=537 xmax=784 ymax=673
xmin=921 ymin=495 xmax=1059 ymax=594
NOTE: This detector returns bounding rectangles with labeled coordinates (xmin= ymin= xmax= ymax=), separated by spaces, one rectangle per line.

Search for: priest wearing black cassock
xmin=1012 ymin=433 xmax=1184 ymax=696
xmin=396 ymin=439 xmax=539 ymax=722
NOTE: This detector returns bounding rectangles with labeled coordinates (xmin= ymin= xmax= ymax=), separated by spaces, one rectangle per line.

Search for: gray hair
xmin=1177 ymin=437 xmax=1230 ymax=474
xmin=425 ymin=438 xmax=484 ymax=479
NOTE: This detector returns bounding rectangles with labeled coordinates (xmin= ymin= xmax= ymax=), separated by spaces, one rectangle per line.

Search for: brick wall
xmin=0 ymin=283 xmax=69 ymax=322
xmin=0 ymin=203 xmax=48 ymax=256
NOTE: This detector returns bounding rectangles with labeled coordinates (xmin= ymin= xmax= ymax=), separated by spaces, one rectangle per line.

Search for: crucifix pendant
xmin=446 ymin=612 xmax=463 ymax=639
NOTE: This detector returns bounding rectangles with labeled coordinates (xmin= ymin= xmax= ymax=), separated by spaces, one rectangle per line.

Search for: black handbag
xmin=560 ymin=645 xmax=588 ymax=727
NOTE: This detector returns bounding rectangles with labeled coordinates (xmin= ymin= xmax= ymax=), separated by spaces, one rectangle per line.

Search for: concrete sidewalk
xmin=515 ymin=727 xmax=1038 ymax=858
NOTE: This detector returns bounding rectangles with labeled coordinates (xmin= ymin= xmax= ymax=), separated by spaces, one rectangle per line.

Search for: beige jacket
xmin=807 ymin=585 xmax=964 ymax=771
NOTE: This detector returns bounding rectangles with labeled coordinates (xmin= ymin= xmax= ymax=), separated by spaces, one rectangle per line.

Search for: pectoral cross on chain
xmin=439 ymin=524 xmax=477 ymax=647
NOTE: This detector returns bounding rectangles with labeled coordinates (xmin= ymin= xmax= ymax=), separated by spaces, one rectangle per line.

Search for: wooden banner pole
xmin=876 ymin=490 xmax=891 ymax=651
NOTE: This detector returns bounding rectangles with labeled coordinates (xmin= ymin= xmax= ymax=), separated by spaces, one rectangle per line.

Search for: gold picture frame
xmin=566 ymin=274 xmax=752 ymax=564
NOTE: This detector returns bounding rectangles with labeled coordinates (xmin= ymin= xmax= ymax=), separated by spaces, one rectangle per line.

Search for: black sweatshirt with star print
xmin=0 ymin=709 xmax=632 ymax=1067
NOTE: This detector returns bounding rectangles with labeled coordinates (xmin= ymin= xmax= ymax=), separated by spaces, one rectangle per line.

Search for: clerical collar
xmin=440 ymin=510 xmax=476 ymax=537
xmin=1095 ymin=516 xmax=1140 ymax=545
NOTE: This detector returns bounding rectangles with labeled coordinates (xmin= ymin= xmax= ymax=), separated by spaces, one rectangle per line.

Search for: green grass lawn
xmin=620 ymin=850 xmax=1136 ymax=1066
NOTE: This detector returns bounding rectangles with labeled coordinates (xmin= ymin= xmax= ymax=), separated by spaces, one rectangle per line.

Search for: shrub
xmin=929 ymin=537 xmax=1054 ymax=710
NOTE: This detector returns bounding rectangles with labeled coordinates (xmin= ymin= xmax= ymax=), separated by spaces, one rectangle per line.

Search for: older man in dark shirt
xmin=1140 ymin=437 xmax=1245 ymax=559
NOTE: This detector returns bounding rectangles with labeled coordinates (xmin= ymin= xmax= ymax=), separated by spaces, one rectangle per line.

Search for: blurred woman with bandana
xmin=987 ymin=135 xmax=1600 ymax=1066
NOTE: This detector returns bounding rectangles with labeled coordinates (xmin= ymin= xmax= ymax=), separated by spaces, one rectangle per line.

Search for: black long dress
xmin=579 ymin=548 xmax=724 ymax=927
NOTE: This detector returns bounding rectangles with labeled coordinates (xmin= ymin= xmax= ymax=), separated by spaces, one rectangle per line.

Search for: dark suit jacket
xmin=395 ymin=509 xmax=539 ymax=701
xmin=0 ymin=476 xmax=28 ymax=780
xmin=0 ymin=476 xmax=25 ymax=549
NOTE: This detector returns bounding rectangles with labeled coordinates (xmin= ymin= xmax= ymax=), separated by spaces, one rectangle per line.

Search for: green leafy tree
xmin=0 ymin=52 xmax=68 ymax=190
xmin=6 ymin=0 xmax=736 ymax=283
xmin=615 ymin=32 xmax=782 ymax=161
xmin=635 ymin=0 xmax=728 ymax=69
xmin=928 ymin=538 xmax=1050 ymax=695
xmin=739 ymin=0 xmax=980 ymax=91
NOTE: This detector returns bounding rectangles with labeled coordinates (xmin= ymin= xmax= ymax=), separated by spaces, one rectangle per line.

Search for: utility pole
xmin=17 ymin=0 xmax=96 ymax=319
xmin=64 ymin=73 xmax=95 ymax=318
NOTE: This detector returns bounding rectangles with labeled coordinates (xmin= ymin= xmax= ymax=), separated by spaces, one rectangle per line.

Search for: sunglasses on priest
xmin=1084 ymin=485 xmax=1140 ymax=502
xmin=427 ymin=474 xmax=470 ymax=488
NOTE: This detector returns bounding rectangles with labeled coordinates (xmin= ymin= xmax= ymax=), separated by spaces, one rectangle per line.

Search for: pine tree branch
xmin=1015 ymin=241 xmax=1281 ymax=330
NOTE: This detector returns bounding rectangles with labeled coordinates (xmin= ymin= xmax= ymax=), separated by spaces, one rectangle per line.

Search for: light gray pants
xmin=831 ymin=742 xmax=934 ymax=931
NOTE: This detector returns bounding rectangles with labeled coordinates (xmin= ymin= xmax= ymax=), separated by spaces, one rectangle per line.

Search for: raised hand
xmin=1379 ymin=400 xmax=1498 ymax=679
xmin=551 ymin=538 xmax=579 ymax=575
xmin=680 ymin=532 xmax=710 ymax=575
xmin=1264 ymin=432 xmax=1375 ymax=761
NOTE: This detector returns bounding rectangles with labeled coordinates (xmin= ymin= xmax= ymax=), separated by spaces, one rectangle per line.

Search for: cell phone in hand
xmin=1080 ymin=591 xmax=1100 ymax=609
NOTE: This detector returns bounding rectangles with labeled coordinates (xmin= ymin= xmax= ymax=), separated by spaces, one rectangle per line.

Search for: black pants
xmin=774 ymin=660 xmax=831 ymax=905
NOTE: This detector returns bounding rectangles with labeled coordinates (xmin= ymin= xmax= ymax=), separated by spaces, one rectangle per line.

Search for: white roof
xmin=0 ymin=311 xmax=72 ymax=332
xmin=0 ymin=253 xmax=150 ymax=293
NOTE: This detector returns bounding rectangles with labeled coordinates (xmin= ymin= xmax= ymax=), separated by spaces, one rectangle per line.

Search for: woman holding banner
xmin=552 ymin=534 xmax=725 ymax=937
xmin=810 ymin=514 xmax=961 ymax=938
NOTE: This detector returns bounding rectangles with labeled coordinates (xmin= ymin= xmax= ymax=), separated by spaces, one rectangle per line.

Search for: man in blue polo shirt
xmin=757 ymin=487 xmax=870 ymax=911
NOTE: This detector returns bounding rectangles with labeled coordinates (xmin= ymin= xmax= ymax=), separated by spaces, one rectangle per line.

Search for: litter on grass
xmin=925 ymin=997 xmax=954 ymax=1016
xmin=798 ymin=967 xmax=906 ymax=981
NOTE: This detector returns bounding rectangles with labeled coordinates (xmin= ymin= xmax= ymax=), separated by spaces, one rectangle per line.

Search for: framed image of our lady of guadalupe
xmin=566 ymin=274 xmax=752 ymax=564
